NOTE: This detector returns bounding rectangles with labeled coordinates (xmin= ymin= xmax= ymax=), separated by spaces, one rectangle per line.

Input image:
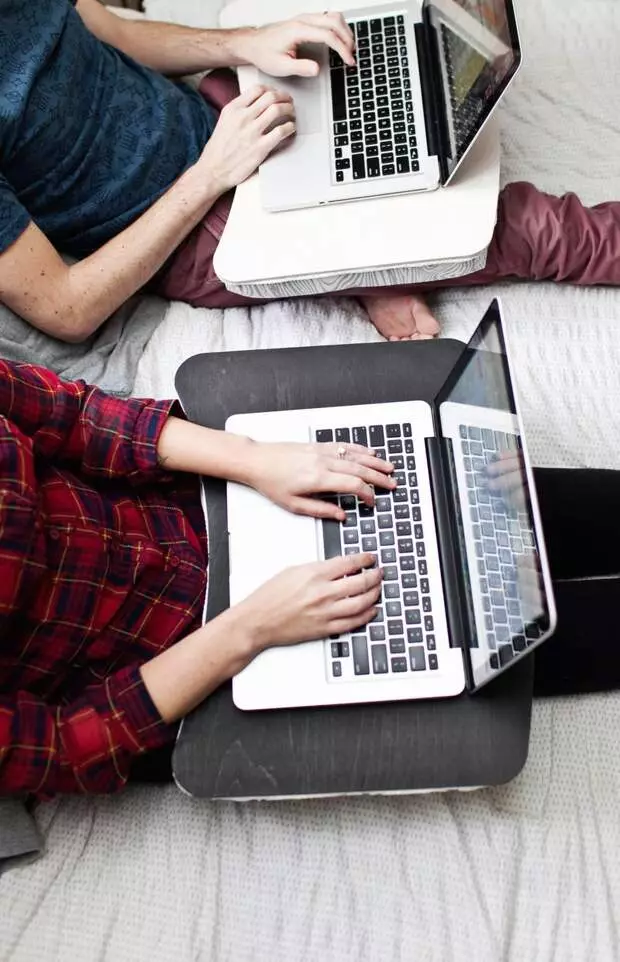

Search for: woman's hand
xmin=239 ymin=552 xmax=382 ymax=650
xmin=243 ymin=439 xmax=396 ymax=520
xmin=198 ymin=84 xmax=296 ymax=194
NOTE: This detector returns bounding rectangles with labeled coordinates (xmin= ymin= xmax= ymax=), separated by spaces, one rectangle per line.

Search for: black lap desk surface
xmin=173 ymin=340 xmax=533 ymax=799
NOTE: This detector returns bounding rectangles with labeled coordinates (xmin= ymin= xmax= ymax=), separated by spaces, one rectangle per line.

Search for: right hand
xmin=239 ymin=552 xmax=382 ymax=651
xmin=199 ymin=85 xmax=296 ymax=194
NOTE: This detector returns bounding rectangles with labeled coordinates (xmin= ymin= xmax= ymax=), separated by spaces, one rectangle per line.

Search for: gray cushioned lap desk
xmin=173 ymin=340 xmax=533 ymax=799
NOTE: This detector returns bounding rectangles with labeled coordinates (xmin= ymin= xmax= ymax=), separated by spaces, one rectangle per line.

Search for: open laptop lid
xmin=435 ymin=299 xmax=556 ymax=691
xmin=420 ymin=0 xmax=521 ymax=185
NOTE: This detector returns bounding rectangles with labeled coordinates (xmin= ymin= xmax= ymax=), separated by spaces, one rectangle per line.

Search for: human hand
xmin=239 ymin=552 xmax=382 ymax=650
xmin=243 ymin=439 xmax=396 ymax=519
xmin=234 ymin=12 xmax=355 ymax=77
xmin=199 ymin=85 xmax=295 ymax=193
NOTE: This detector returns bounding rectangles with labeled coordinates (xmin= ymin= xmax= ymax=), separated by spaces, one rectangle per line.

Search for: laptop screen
xmin=435 ymin=301 xmax=554 ymax=690
xmin=424 ymin=0 xmax=521 ymax=181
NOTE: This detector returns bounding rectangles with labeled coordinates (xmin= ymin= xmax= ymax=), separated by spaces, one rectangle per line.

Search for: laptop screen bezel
xmin=421 ymin=0 xmax=522 ymax=185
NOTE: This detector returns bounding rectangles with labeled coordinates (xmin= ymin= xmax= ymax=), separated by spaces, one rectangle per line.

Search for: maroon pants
xmin=153 ymin=70 xmax=620 ymax=309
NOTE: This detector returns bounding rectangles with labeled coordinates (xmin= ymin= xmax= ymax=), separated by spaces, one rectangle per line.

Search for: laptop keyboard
xmin=460 ymin=423 xmax=543 ymax=670
xmin=315 ymin=422 xmax=439 ymax=681
xmin=329 ymin=14 xmax=420 ymax=184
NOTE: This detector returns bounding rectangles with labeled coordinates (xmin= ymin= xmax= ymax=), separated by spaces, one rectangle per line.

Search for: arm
xmin=0 ymin=555 xmax=381 ymax=796
xmin=76 ymin=0 xmax=355 ymax=77
xmin=0 ymin=87 xmax=294 ymax=342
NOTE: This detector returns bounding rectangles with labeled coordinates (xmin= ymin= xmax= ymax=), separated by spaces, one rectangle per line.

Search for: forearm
xmin=64 ymin=164 xmax=220 ymax=340
xmin=113 ymin=20 xmax=257 ymax=76
xmin=156 ymin=416 xmax=259 ymax=483
xmin=140 ymin=607 xmax=258 ymax=723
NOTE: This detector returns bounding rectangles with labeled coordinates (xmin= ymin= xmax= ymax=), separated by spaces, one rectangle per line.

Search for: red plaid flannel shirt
xmin=0 ymin=361 xmax=208 ymax=797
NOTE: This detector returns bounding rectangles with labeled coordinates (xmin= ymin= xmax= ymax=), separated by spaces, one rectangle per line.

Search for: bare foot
xmin=360 ymin=293 xmax=441 ymax=342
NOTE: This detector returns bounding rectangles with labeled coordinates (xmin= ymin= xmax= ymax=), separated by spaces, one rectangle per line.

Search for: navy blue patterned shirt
xmin=0 ymin=0 xmax=216 ymax=257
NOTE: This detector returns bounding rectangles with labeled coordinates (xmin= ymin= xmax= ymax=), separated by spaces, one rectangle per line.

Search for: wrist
xmin=224 ymin=26 xmax=260 ymax=67
xmin=213 ymin=604 xmax=265 ymax=667
xmin=179 ymin=159 xmax=223 ymax=209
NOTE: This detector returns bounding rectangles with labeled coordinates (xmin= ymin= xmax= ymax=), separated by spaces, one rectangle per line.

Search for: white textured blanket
xmin=2 ymin=0 xmax=620 ymax=960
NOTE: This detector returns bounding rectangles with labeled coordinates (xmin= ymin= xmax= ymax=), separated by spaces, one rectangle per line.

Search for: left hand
xmin=236 ymin=12 xmax=356 ymax=78
xmin=244 ymin=440 xmax=395 ymax=519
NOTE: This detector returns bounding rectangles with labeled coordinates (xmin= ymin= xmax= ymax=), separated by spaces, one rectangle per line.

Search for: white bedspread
xmin=2 ymin=0 xmax=620 ymax=959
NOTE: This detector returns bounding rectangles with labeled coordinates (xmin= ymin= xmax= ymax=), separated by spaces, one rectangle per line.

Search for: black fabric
xmin=532 ymin=468 xmax=620 ymax=697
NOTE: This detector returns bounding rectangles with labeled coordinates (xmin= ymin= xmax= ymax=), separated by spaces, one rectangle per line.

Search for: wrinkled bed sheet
xmin=2 ymin=0 xmax=620 ymax=959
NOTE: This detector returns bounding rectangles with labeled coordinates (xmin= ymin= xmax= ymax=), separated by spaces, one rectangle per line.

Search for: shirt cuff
xmin=104 ymin=664 xmax=178 ymax=755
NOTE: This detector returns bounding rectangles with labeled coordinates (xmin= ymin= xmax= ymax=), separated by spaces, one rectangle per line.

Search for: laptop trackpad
xmin=257 ymin=47 xmax=324 ymax=135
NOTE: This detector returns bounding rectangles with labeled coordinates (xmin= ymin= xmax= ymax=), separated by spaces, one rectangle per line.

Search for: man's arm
xmin=76 ymin=0 xmax=354 ymax=77
xmin=0 ymin=86 xmax=294 ymax=341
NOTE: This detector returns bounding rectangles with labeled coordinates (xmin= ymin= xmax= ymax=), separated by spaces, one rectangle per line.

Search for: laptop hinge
xmin=415 ymin=16 xmax=450 ymax=184
xmin=425 ymin=435 xmax=475 ymax=688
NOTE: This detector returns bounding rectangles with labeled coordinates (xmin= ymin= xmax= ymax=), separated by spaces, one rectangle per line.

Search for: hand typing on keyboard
xmin=234 ymin=12 xmax=355 ymax=78
xmin=242 ymin=439 xmax=395 ymax=519
xmin=237 ymin=552 xmax=382 ymax=649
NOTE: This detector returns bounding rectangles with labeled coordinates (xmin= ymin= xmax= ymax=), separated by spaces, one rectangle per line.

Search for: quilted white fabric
xmin=2 ymin=0 xmax=620 ymax=959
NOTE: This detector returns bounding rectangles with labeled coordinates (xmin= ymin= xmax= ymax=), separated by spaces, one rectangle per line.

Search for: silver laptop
xmin=226 ymin=300 xmax=556 ymax=711
xmin=259 ymin=0 xmax=521 ymax=211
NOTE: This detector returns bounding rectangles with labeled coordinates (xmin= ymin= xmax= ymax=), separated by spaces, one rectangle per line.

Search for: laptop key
xmin=379 ymin=531 xmax=395 ymax=547
xmin=407 ymin=627 xmax=423 ymax=644
xmin=371 ymin=645 xmax=389 ymax=674
xmin=381 ymin=548 xmax=396 ymax=563
xmin=331 ymin=69 xmax=347 ymax=120
xmin=361 ymin=536 xmax=377 ymax=551
xmin=370 ymin=624 xmax=386 ymax=641
xmin=382 ymin=165 xmax=395 ymax=176
xmin=394 ymin=503 xmax=409 ymax=519
xmin=352 ymin=155 xmax=366 ymax=179
xmin=388 ymin=619 xmax=404 ymax=635
xmin=409 ymin=646 xmax=426 ymax=671
xmin=367 ymin=158 xmax=380 ymax=177
xmin=397 ymin=157 xmax=410 ymax=174
xmin=315 ymin=429 xmax=333 ymax=442
xmin=383 ymin=565 xmax=398 ymax=581
xmin=378 ymin=514 xmax=393 ymax=529
xmin=428 ymin=654 xmax=438 ymax=670
xmin=361 ymin=519 xmax=375 ymax=534
xmin=352 ymin=636 xmax=370 ymax=675
xmin=402 ymin=572 xmax=417 ymax=588
xmin=426 ymin=634 xmax=436 ymax=650
xmin=389 ymin=637 xmax=406 ymax=654
xmin=321 ymin=519 xmax=342 ymax=559
xmin=384 ymin=582 xmax=400 ymax=599
xmin=391 ymin=657 xmax=408 ymax=673
xmin=332 ymin=661 xmax=342 ymax=677
xmin=406 ymin=608 xmax=421 ymax=625
xmin=343 ymin=529 xmax=359 ymax=545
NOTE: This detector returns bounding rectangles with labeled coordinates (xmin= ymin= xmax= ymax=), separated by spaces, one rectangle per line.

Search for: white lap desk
xmin=215 ymin=0 xmax=500 ymax=299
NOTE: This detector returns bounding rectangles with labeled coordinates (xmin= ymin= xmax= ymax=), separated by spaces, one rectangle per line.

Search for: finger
xmin=262 ymin=121 xmax=297 ymax=155
xmin=330 ymin=565 xmax=383 ymax=600
xmin=248 ymin=89 xmax=294 ymax=120
xmin=333 ymin=583 xmax=383 ymax=618
xmin=254 ymin=100 xmax=296 ymax=134
xmin=327 ymin=458 xmax=396 ymax=491
xmin=326 ymin=443 xmax=395 ymax=474
xmin=327 ymin=473 xmax=376 ymax=505
xmin=409 ymin=294 xmax=441 ymax=337
xmin=235 ymin=84 xmax=271 ymax=108
xmin=285 ymin=58 xmax=322 ymax=78
xmin=329 ymin=605 xmax=378 ymax=636
xmin=290 ymin=23 xmax=355 ymax=65
xmin=321 ymin=552 xmax=377 ymax=579
xmin=298 ymin=12 xmax=355 ymax=53
xmin=290 ymin=496 xmax=346 ymax=521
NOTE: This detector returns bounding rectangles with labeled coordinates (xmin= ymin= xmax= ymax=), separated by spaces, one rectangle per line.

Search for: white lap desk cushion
xmin=215 ymin=0 xmax=500 ymax=298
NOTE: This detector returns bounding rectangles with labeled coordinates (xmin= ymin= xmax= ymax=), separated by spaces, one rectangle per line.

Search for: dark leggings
xmin=532 ymin=467 xmax=620 ymax=697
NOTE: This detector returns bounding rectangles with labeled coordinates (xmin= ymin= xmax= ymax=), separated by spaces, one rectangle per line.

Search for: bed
xmin=2 ymin=0 xmax=620 ymax=959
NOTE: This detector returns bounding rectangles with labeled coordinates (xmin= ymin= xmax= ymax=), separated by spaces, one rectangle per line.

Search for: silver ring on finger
xmin=337 ymin=444 xmax=347 ymax=460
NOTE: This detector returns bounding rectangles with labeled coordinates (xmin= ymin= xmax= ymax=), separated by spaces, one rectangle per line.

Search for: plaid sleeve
xmin=0 ymin=665 xmax=177 ymax=797
xmin=0 ymin=360 xmax=175 ymax=485
xmin=0 ymin=174 xmax=31 ymax=255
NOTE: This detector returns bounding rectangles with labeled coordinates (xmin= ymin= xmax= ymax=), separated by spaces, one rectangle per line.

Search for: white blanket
xmin=3 ymin=0 xmax=620 ymax=959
